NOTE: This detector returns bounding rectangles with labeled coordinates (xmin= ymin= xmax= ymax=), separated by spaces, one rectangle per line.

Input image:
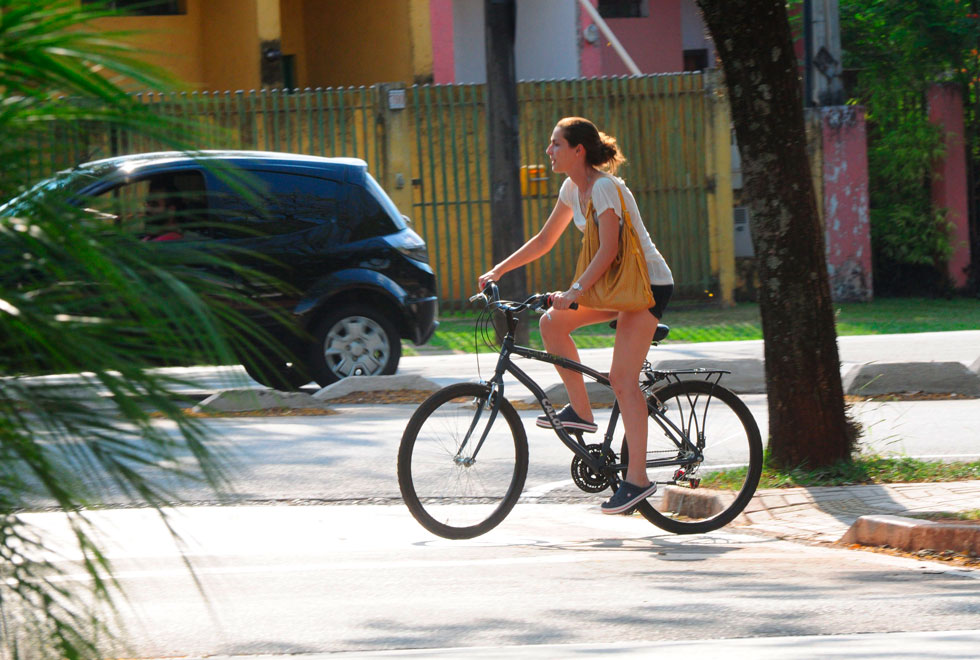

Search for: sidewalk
xmin=731 ymin=481 xmax=980 ymax=556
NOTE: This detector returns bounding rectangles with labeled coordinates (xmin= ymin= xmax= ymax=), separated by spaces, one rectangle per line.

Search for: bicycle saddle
xmin=607 ymin=320 xmax=670 ymax=343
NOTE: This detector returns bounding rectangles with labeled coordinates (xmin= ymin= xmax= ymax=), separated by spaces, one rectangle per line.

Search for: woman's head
xmin=554 ymin=117 xmax=625 ymax=174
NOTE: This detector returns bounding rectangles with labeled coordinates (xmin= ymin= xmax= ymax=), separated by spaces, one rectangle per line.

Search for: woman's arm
xmin=551 ymin=207 xmax=620 ymax=309
xmin=477 ymin=199 xmax=575 ymax=288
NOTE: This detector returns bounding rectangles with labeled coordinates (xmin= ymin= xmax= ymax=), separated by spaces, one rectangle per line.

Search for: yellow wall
xmin=297 ymin=0 xmax=419 ymax=88
xmin=87 ymin=0 xmax=260 ymax=91
xmin=280 ymin=0 xmax=308 ymax=86
xmin=82 ymin=0 xmax=431 ymax=92
xmin=200 ymin=0 xmax=261 ymax=91
xmin=409 ymin=0 xmax=433 ymax=84
xmin=90 ymin=1 xmax=205 ymax=90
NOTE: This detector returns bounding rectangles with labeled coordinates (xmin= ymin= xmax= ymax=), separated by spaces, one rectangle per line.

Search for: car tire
xmin=309 ymin=304 xmax=401 ymax=387
xmin=242 ymin=357 xmax=313 ymax=391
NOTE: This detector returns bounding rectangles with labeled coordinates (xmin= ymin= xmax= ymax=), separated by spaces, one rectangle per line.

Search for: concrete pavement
xmin=182 ymin=630 xmax=980 ymax=659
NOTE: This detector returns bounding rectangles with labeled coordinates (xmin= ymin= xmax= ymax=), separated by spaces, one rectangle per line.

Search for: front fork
xmin=455 ymin=350 xmax=510 ymax=464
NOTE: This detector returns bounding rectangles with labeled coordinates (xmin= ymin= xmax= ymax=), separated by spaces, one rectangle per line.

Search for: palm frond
xmin=0 ymin=1 xmax=271 ymax=657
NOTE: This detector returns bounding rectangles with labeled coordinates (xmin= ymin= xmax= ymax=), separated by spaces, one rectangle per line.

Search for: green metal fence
xmin=411 ymin=73 xmax=713 ymax=309
xmin=24 ymin=74 xmax=716 ymax=310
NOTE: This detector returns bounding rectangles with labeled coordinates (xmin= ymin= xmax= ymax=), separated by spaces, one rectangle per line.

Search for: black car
xmin=0 ymin=151 xmax=439 ymax=389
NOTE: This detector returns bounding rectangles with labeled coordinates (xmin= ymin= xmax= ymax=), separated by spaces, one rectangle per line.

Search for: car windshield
xmin=0 ymin=168 xmax=102 ymax=218
xmin=364 ymin=173 xmax=407 ymax=231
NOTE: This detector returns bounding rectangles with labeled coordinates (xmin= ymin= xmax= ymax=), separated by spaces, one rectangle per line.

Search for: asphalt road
xmin=21 ymin=392 xmax=978 ymax=509
xmin=20 ymin=503 xmax=980 ymax=658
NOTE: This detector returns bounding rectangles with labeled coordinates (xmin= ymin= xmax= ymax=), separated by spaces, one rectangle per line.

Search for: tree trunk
xmin=484 ymin=0 xmax=528 ymax=343
xmin=697 ymin=0 xmax=857 ymax=467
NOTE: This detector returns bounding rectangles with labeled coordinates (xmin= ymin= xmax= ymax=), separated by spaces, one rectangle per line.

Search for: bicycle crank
xmin=571 ymin=444 xmax=618 ymax=493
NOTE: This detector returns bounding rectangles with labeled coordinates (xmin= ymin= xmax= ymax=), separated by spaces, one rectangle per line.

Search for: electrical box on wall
xmin=734 ymin=207 xmax=753 ymax=257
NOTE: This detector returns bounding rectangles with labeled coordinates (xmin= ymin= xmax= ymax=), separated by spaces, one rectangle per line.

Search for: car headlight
xmin=387 ymin=228 xmax=430 ymax=264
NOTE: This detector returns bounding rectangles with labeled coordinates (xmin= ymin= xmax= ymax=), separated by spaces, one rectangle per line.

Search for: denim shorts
xmin=649 ymin=284 xmax=673 ymax=319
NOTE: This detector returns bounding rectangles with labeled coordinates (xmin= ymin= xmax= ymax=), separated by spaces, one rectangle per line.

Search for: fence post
xmin=704 ymin=70 xmax=735 ymax=306
xmin=376 ymin=83 xmax=414 ymax=216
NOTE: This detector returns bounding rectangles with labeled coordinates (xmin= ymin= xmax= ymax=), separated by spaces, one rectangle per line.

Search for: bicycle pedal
xmin=688 ymin=478 xmax=701 ymax=489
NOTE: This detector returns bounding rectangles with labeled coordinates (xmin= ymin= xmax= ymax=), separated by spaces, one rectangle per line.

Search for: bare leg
xmin=539 ymin=305 xmax=616 ymax=422
xmin=608 ymin=308 xmax=659 ymax=486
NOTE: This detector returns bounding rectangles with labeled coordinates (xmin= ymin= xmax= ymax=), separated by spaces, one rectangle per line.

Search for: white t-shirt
xmin=558 ymin=175 xmax=674 ymax=286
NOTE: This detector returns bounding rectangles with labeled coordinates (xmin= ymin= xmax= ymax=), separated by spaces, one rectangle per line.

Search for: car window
xmin=349 ymin=178 xmax=404 ymax=241
xmin=0 ymin=171 xmax=97 ymax=218
xmin=208 ymin=171 xmax=342 ymax=239
xmin=85 ymin=170 xmax=209 ymax=239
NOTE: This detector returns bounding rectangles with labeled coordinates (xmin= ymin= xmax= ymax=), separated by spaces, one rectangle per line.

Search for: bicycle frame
xmin=464 ymin=304 xmax=705 ymax=486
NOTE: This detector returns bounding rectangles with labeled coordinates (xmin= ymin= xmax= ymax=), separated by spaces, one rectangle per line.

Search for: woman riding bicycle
xmin=478 ymin=117 xmax=674 ymax=515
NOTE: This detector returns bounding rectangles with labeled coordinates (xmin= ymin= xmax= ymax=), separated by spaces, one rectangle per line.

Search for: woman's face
xmin=546 ymin=125 xmax=578 ymax=174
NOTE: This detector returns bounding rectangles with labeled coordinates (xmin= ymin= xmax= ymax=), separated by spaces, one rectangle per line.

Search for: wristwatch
xmin=571 ymin=282 xmax=583 ymax=292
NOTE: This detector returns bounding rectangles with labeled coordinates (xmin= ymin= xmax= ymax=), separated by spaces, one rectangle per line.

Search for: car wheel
xmin=242 ymin=357 xmax=312 ymax=391
xmin=309 ymin=304 xmax=401 ymax=387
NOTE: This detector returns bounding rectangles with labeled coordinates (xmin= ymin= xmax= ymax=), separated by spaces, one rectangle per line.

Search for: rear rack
xmin=641 ymin=367 xmax=730 ymax=389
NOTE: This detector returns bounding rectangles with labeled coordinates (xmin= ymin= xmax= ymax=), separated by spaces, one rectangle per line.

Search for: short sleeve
xmin=558 ymin=177 xmax=576 ymax=209
xmin=591 ymin=177 xmax=623 ymax=220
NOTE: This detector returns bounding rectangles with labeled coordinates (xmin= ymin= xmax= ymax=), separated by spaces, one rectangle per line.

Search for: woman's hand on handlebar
xmin=477 ymin=268 xmax=501 ymax=291
xmin=549 ymin=287 xmax=581 ymax=311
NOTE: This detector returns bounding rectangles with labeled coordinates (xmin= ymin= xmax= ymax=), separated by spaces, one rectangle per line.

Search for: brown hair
xmin=556 ymin=116 xmax=626 ymax=174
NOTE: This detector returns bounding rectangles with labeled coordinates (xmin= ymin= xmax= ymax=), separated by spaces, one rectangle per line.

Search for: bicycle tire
xmin=398 ymin=382 xmax=529 ymax=539
xmin=626 ymin=379 xmax=762 ymax=534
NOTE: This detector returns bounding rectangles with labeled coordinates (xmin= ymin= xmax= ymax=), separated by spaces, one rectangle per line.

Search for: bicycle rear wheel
xmin=398 ymin=382 xmax=529 ymax=539
xmin=625 ymin=379 xmax=762 ymax=534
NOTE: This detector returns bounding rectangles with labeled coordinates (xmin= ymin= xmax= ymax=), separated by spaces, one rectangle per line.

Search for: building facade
xmin=84 ymin=0 xmax=433 ymax=91
xmin=84 ymin=0 xmax=714 ymax=92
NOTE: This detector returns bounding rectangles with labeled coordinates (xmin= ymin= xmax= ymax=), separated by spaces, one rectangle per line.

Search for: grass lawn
xmin=700 ymin=455 xmax=980 ymax=490
xmin=406 ymin=296 xmax=980 ymax=354
xmin=910 ymin=509 xmax=980 ymax=522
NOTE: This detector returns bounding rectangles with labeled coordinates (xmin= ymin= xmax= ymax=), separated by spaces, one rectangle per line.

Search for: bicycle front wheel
xmin=628 ymin=379 xmax=762 ymax=534
xmin=398 ymin=382 xmax=529 ymax=539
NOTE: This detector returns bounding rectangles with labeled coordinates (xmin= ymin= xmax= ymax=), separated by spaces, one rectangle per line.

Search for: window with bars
xmin=82 ymin=0 xmax=183 ymax=16
xmin=597 ymin=0 xmax=648 ymax=19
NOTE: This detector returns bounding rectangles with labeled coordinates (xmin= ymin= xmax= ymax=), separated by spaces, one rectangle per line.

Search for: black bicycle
xmin=397 ymin=283 xmax=762 ymax=540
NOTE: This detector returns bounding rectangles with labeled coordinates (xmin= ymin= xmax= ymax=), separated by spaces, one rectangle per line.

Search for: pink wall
xmin=597 ymin=2 xmax=683 ymax=75
xmin=928 ymin=83 xmax=971 ymax=289
xmin=822 ymin=106 xmax=873 ymax=301
xmin=429 ymin=0 xmax=454 ymax=84
xmin=579 ymin=0 xmax=601 ymax=78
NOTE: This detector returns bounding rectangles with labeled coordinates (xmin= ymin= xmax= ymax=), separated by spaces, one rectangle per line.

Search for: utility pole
xmin=803 ymin=0 xmax=845 ymax=106
xmin=484 ymin=0 xmax=528 ymax=342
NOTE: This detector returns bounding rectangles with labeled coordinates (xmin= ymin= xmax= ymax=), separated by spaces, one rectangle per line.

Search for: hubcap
xmin=322 ymin=315 xmax=391 ymax=378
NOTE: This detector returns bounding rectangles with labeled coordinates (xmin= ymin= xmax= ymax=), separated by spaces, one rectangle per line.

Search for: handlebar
xmin=470 ymin=281 xmax=578 ymax=312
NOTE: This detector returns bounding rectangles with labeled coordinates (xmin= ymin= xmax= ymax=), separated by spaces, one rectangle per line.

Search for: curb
xmin=662 ymin=489 xmax=980 ymax=558
xmin=840 ymin=515 xmax=980 ymax=555
xmin=193 ymin=389 xmax=334 ymax=413
xmin=842 ymin=362 xmax=980 ymax=397
xmin=314 ymin=374 xmax=442 ymax=401
xmin=659 ymin=487 xmax=750 ymax=525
